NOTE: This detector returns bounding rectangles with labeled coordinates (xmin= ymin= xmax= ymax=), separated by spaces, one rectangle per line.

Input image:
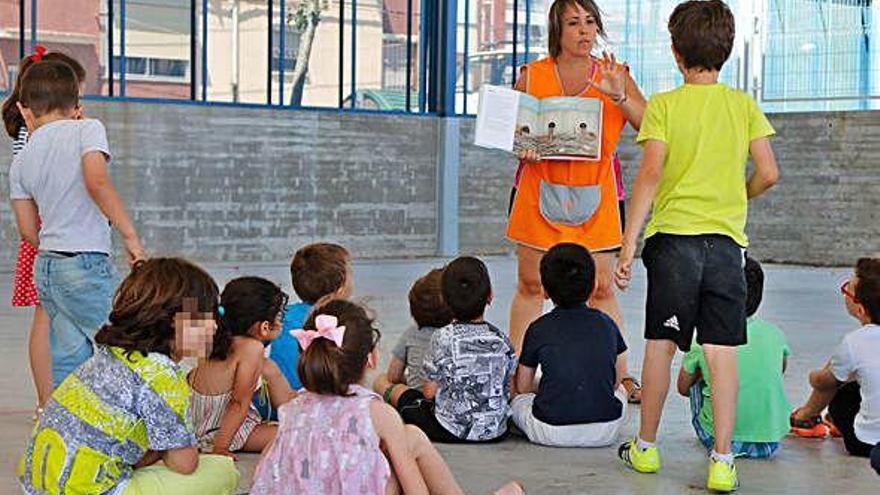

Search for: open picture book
xmin=473 ymin=84 xmax=603 ymax=161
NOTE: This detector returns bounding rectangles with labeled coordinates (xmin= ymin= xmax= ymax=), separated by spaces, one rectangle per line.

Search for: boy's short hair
xmin=19 ymin=60 xmax=79 ymax=118
xmin=409 ymin=268 xmax=454 ymax=328
xmin=855 ymin=257 xmax=880 ymax=324
xmin=441 ymin=256 xmax=491 ymax=322
xmin=744 ymin=255 xmax=764 ymax=317
xmin=290 ymin=242 xmax=350 ymax=304
xmin=668 ymin=0 xmax=735 ymax=71
xmin=540 ymin=243 xmax=595 ymax=308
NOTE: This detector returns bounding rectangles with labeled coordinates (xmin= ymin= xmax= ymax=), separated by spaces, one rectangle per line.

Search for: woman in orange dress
xmin=508 ymin=0 xmax=646 ymax=400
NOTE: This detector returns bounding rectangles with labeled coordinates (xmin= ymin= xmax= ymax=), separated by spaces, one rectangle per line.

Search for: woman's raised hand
xmin=594 ymin=51 xmax=627 ymax=101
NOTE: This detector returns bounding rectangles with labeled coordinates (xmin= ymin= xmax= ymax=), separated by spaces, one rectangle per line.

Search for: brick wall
xmin=1 ymin=100 xmax=877 ymax=269
xmin=0 ymin=101 xmax=438 ymax=268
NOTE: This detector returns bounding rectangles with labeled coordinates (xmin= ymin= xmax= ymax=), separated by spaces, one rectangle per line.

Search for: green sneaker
xmin=617 ymin=439 xmax=660 ymax=473
xmin=707 ymin=458 xmax=739 ymax=492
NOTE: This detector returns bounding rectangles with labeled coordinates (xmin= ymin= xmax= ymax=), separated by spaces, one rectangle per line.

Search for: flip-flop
xmin=621 ymin=376 xmax=642 ymax=404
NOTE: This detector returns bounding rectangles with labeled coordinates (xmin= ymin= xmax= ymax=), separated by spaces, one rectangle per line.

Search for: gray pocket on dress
xmin=539 ymin=180 xmax=601 ymax=226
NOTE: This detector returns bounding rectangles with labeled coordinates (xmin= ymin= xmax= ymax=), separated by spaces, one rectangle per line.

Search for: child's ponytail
xmin=296 ymin=299 xmax=379 ymax=396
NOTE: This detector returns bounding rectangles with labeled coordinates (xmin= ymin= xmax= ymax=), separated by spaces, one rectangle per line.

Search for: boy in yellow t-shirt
xmin=613 ymin=1 xmax=779 ymax=492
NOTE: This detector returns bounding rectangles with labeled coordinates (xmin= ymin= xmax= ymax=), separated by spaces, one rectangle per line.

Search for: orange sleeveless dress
xmin=507 ymin=57 xmax=627 ymax=252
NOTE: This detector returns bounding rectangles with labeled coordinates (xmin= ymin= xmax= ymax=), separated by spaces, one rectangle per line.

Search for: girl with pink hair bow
xmin=252 ymin=299 xmax=525 ymax=495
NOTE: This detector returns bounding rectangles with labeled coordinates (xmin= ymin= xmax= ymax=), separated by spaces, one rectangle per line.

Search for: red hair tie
xmin=30 ymin=44 xmax=47 ymax=63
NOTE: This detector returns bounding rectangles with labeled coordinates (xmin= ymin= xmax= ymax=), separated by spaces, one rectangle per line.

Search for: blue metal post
xmin=524 ymin=0 xmax=530 ymax=62
xmin=18 ymin=0 xmax=25 ymax=60
xmin=350 ymin=0 xmax=357 ymax=108
xmin=29 ymin=0 xmax=36 ymax=51
xmin=120 ymin=0 xmax=126 ymax=97
xmin=279 ymin=0 xmax=286 ymax=105
xmin=436 ymin=0 xmax=459 ymax=256
xmin=202 ymin=0 xmax=208 ymax=100
xmin=418 ymin=0 xmax=427 ymax=112
xmin=463 ymin=0 xmax=469 ymax=114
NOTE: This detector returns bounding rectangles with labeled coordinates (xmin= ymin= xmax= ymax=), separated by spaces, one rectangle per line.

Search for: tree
xmin=288 ymin=0 xmax=326 ymax=106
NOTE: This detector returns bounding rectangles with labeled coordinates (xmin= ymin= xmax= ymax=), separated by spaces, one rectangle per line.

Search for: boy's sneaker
xmin=707 ymin=458 xmax=739 ymax=492
xmin=617 ymin=439 xmax=660 ymax=473
xmin=789 ymin=409 xmax=830 ymax=438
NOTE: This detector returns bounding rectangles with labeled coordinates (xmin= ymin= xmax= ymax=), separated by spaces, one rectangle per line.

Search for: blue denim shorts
xmin=688 ymin=382 xmax=780 ymax=459
xmin=34 ymin=252 xmax=119 ymax=386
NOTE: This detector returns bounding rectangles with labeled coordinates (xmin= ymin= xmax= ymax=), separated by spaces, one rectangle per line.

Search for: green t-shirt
xmin=636 ymin=83 xmax=775 ymax=247
xmin=682 ymin=318 xmax=792 ymax=442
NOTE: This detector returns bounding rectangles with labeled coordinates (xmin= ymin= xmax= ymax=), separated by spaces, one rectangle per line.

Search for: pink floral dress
xmin=251 ymin=385 xmax=391 ymax=494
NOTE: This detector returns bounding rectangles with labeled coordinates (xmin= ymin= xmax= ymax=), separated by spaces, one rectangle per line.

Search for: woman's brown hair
xmin=547 ymin=0 xmax=605 ymax=58
xmin=2 ymin=51 xmax=86 ymax=138
xmin=297 ymin=299 xmax=380 ymax=396
xmin=95 ymin=258 xmax=219 ymax=359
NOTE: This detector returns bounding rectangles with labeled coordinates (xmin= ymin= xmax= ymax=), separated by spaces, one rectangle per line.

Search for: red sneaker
xmin=790 ymin=409 xmax=830 ymax=438
xmin=823 ymin=413 xmax=842 ymax=438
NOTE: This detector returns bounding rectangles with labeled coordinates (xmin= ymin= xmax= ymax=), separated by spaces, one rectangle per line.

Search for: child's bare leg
xmin=638 ymin=340 xmax=677 ymax=442
xmin=28 ymin=305 xmax=52 ymax=407
xmin=373 ymin=374 xmax=410 ymax=407
xmin=241 ymin=423 xmax=278 ymax=453
xmin=510 ymin=246 xmax=545 ymax=355
xmin=703 ymin=344 xmax=738 ymax=454
xmin=403 ymin=425 xmax=524 ymax=495
xmin=403 ymin=425 xmax=466 ymax=495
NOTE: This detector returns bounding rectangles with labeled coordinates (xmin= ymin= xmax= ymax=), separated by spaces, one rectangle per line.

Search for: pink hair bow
xmin=291 ymin=314 xmax=346 ymax=350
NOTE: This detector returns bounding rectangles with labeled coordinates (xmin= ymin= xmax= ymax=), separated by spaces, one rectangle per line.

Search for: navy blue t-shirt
xmin=519 ymin=305 xmax=627 ymax=425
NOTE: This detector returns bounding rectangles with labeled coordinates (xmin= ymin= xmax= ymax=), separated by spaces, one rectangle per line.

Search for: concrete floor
xmin=1 ymin=256 xmax=877 ymax=494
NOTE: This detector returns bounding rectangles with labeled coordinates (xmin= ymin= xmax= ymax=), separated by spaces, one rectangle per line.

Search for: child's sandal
xmin=621 ymin=376 xmax=642 ymax=404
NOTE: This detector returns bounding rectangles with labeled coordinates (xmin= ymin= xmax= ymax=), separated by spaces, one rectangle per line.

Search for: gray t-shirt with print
xmin=424 ymin=321 xmax=516 ymax=441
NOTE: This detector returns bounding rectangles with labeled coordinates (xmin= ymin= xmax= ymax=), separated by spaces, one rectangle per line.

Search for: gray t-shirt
xmin=424 ymin=321 xmax=516 ymax=441
xmin=391 ymin=325 xmax=439 ymax=389
xmin=9 ymin=119 xmax=113 ymax=253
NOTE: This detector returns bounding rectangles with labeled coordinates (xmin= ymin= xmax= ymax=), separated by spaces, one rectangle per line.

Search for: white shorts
xmin=511 ymin=388 xmax=627 ymax=448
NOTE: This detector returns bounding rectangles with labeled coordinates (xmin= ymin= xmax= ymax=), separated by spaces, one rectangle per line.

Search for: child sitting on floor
xmin=677 ymin=256 xmax=791 ymax=458
xmin=512 ymin=243 xmax=629 ymax=447
xmin=251 ymin=299 xmax=524 ymax=495
xmin=400 ymin=257 xmax=516 ymax=442
xmin=189 ymin=276 xmax=296 ymax=456
xmin=373 ymin=268 xmax=453 ymax=400
xmin=256 ymin=242 xmax=352 ymax=419
xmin=790 ymin=257 xmax=880 ymax=458
xmin=17 ymin=258 xmax=239 ymax=494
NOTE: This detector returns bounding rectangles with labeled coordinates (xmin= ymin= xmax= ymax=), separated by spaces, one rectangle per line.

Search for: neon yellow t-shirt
xmin=636 ymin=83 xmax=775 ymax=247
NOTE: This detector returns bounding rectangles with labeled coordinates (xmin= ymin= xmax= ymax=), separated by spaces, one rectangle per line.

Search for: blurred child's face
xmin=559 ymin=4 xmax=599 ymax=58
xmin=173 ymin=300 xmax=217 ymax=361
